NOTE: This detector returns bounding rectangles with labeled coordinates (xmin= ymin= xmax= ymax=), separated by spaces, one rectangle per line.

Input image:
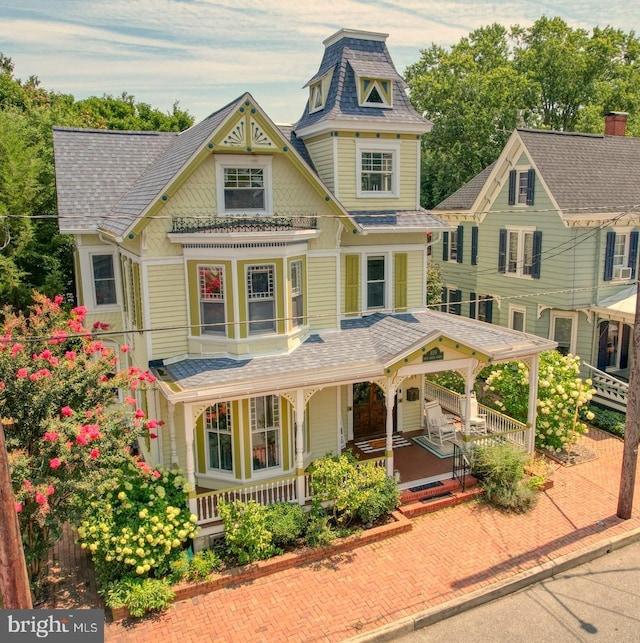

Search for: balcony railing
xmin=171 ymin=215 xmax=318 ymax=234
xmin=582 ymin=363 xmax=628 ymax=412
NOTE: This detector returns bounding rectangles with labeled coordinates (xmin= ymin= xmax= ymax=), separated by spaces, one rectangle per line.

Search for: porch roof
xmin=592 ymin=285 xmax=637 ymax=323
xmin=154 ymin=311 xmax=556 ymax=401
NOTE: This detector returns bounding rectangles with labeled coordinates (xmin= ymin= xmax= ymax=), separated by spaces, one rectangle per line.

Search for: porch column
xmin=462 ymin=367 xmax=474 ymax=436
xmin=183 ymin=404 xmax=198 ymax=515
xmin=527 ymin=354 xmax=540 ymax=453
xmin=294 ymin=388 xmax=306 ymax=505
xmin=167 ymin=401 xmax=178 ymax=467
xmin=384 ymin=384 xmax=396 ymax=477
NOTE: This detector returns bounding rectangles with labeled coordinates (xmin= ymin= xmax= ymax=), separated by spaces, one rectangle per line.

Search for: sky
xmin=1 ymin=1 xmax=640 ymax=125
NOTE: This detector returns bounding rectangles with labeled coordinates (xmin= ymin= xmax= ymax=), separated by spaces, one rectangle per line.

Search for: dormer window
xmin=307 ymin=67 xmax=334 ymax=114
xmin=358 ymin=77 xmax=392 ymax=108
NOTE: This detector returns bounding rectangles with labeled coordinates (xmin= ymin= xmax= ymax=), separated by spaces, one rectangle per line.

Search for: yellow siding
xmin=406 ymin=249 xmax=425 ymax=310
xmin=304 ymin=136 xmax=335 ymax=191
xmin=335 ymin=138 xmax=419 ymax=211
xmin=147 ymin=264 xmax=189 ymax=359
xmin=307 ymin=256 xmax=338 ymax=330
xmin=308 ymin=388 xmax=339 ymax=459
xmin=400 ymin=375 xmax=423 ymax=432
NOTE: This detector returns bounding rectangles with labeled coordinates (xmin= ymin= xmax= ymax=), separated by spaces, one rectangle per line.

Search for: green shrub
xmin=188 ymin=548 xmax=222 ymax=580
xmin=218 ymin=499 xmax=276 ymax=564
xmin=308 ymin=454 xmax=400 ymax=526
xmin=264 ymin=502 xmax=307 ymax=548
xmin=304 ymin=508 xmax=335 ymax=547
xmin=425 ymin=371 xmax=466 ymax=394
xmin=585 ymin=405 xmax=625 ymax=438
xmin=471 ymin=442 xmax=538 ymax=513
xmin=104 ymin=577 xmax=175 ymax=618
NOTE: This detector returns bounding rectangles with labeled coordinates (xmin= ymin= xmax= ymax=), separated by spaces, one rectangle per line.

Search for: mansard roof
xmin=295 ymin=29 xmax=430 ymax=134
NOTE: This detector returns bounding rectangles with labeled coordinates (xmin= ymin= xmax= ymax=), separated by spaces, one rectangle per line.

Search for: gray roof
xmin=53 ymin=128 xmax=177 ymax=232
xmin=295 ymin=34 xmax=428 ymax=131
xmin=517 ymin=129 xmax=640 ymax=214
xmin=434 ymin=129 xmax=640 ymax=215
xmin=157 ymin=311 xmax=555 ymax=397
xmin=432 ymin=163 xmax=495 ymax=212
xmin=350 ymin=209 xmax=454 ymax=231
xmin=54 ymin=95 xmax=245 ymax=236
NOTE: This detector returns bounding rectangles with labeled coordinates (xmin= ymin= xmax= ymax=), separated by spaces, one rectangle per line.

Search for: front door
xmin=353 ymin=382 xmax=387 ymax=440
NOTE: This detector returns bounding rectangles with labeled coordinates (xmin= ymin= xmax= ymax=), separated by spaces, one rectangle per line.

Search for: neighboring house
xmin=432 ymin=112 xmax=640 ymax=411
xmin=53 ymin=28 xmax=554 ymax=540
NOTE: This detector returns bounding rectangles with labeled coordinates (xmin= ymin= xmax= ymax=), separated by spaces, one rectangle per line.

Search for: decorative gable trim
xmin=219 ymin=115 xmax=276 ymax=149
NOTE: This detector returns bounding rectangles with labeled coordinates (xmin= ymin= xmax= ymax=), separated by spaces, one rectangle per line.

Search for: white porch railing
xmin=193 ymin=458 xmax=386 ymax=527
xmin=582 ymin=363 xmax=628 ymax=412
xmin=425 ymin=380 xmax=530 ymax=450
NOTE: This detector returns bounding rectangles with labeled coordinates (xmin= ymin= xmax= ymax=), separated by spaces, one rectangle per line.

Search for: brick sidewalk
xmin=50 ymin=429 xmax=640 ymax=642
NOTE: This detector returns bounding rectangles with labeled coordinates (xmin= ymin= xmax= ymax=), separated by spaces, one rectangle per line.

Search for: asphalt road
xmin=397 ymin=540 xmax=640 ymax=642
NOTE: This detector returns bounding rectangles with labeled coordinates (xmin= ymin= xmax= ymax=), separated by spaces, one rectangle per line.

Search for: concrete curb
xmin=345 ymin=526 xmax=640 ymax=642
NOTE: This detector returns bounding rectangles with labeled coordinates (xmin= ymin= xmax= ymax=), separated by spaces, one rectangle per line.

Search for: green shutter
xmin=133 ymin=263 xmax=143 ymax=328
xmin=345 ymin=255 xmax=360 ymax=315
xmin=394 ymin=253 xmax=408 ymax=311
xmin=196 ymin=412 xmax=206 ymax=474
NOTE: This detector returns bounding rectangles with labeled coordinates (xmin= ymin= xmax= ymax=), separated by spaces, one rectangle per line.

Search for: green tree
xmin=0 ymin=55 xmax=194 ymax=310
xmin=405 ymin=17 xmax=640 ymax=207
xmin=0 ymin=293 xmax=160 ymax=594
xmin=426 ymin=258 xmax=443 ymax=308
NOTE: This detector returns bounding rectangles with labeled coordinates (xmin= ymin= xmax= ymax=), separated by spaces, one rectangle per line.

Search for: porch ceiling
xmin=154 ymin=311 xmax=556 ymax=401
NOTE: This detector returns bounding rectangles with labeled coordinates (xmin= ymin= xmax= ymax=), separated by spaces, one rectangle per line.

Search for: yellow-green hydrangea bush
xmin=485 ymin=351 xmax=595 ymax=452
xmin=77 ymin=460 xmax=199 ymax=585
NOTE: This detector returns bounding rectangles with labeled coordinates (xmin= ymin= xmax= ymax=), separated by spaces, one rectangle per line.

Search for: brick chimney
xmin=604 ymin=111 xmax=628 ymax=136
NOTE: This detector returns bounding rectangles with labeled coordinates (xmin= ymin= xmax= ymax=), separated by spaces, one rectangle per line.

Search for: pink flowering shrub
xmin=0 ymin=293 xmax=160 ymax=589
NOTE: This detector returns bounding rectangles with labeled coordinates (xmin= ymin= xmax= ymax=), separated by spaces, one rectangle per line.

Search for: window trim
xmin=198 ymin=264 xmax=227 ymax=336
xmin=366 ymin=254 xmax=387 ymax=310
xmin=205 ymin=402 xmax=234 ymax=474
xmin=504 ymin=226 xmax=536 ymax=278
xmin=215 ymin=155 xmax=273 ymax=215
xmin=549 ymin=311 xmax=578 ymax=356
xmin=356 ymin=140 xmax=400 ymax=198
xmin=250 ymin=395 xmax=282 ymax=472
xmin=80 ymin=248 xmax=120 ymax=311
xmin=289 ymin=259 xmax=304 ymax=327
xmin=356 ymin=76 xmax=393 ymax=108
xmin=308 ymin=67 xmax=334 ymax=114
xmin=509 ymin=305 xmax=526 ymax=332
xmin=246 ymin=263 xmax=277 ymax=335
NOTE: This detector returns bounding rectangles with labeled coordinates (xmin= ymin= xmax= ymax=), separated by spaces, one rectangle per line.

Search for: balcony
xmin=171 ymin=215 xmax=318 ymax=235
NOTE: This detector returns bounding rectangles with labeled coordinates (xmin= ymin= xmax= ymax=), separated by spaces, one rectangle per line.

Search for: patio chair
xmin=462 ymin=395 xmax=488 ymax=435
xmin=423 ymin=401 xmax=457 ymax=446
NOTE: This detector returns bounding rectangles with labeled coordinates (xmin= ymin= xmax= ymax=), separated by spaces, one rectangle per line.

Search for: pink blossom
xmin=129 ymin=379 xmax=139 ymax=391
xmin=48 ymin=357 xmax=59 ymax=367
xmin=152 ymin=470 xmax=161 ymax=479
xmin=0 ymin=381 xmax=5 ymax=391
xmin=47 ymin=485 xmax=54 ymax=496
xmin=49 ymin=457 xmax=62 ymax=469
xmin=16 ymin=368 xmax=28 ymax=379
xmin=146 ymin=419 xmax=158 ymax=429
xmin=11 ymin=343 xmax=24 ymax=356
xmin=39 ymin=349 xmax=52 ymax=361
xmin=23 ymin=479 xmax=33 ymax=491
xmin=99 ymin=375 xmax=109 ymax=382
xmin=95 ymin=406 xmax=103 ymax=415
xmin=149 ymin=433 xmax=158 ymax=439
xmin=92 ymin=321 xmax=101 ymax=330
xmin=76 ymin=434 xmax=88 ymax=446
xmin=120 ymin=344 xmax=130 ymax=353
xmin=71 ymin=305 xmax=87 ymax=317
xmin=61 ymin=406 xmax=73 ymax=417
xmin=54 ymin=295 xmax=64 ymax=304
xmin=85 ymin=410 xmax=93 ymax=419
xmin=124 ymin=396 xmax=137 ymax=406
xmin=49 ymin=329 xmax=69 ymax=345
xmin=35 ymin=491 xmax=47 ymax=505
xmin=29 ymin=373 xmax=39 ymax=381
xmin=65 ymin=350 xmax=77 ymax=361
xmin=14 ymin=502 xmax=22 ymax=513
xmin=134 ymin=408 xmax=145 ymax=419
xmin=90 ymin=449 xmax=100 ymax=459
xmin=43 ymin=431 xmax=59 ymax=442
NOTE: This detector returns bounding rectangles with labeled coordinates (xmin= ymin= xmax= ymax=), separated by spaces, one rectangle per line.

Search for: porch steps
xmin=399 ymin=476 xmax=482 ymax=519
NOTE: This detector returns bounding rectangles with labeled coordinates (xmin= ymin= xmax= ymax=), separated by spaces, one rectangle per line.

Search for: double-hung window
xmin=251 ymin=395 xmax=281 ymax=471
xmin=499 ymin=228 xmax=541 ymax=279
xmin=356 ymin=141 xmax=399 ymax=197
xmin=215 ymin=156 xmax=272 ymax=215
xmin=247 ymin=264 xmax=276 ymax=334
xmin=366 ymin=256 xmax=385 ymax=309
xmin=205 ymin=402 xmax=233 ymax=472
xmin=92 ymin=254 xmax=117 ymax=306
xmin=199 ymin=265 xmax=225 ymax=335
xmin=510 ymin=306 xmax=526 ymax=332
xmin=508 ymin=168 xmax=535 ymax=206
xmin=550 ymin=313 xmax=577 ymax=356
xmin=290 ymin=260 xmax=303 ymax=327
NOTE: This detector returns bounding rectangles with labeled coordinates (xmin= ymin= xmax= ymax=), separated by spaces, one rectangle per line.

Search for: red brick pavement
xmin=55 ymin=429 xmax=640 ymax=642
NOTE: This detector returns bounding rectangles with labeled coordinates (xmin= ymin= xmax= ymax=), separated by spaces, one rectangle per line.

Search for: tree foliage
xmin=0 ymin=293 xmax=161 ymax=592
xmin=0 ymin=54 xmax=194 ymax=310
xmin=405 ymin=17 xmax=640 ymax=207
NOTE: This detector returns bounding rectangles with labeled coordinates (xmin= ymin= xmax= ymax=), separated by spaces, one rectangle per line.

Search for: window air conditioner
xmin=613 ymin=266 xmax=633 ymax=280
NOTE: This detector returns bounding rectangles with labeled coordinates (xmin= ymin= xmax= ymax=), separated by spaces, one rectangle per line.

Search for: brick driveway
xmin=49 ymin=429 xmax=640 ymax=642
